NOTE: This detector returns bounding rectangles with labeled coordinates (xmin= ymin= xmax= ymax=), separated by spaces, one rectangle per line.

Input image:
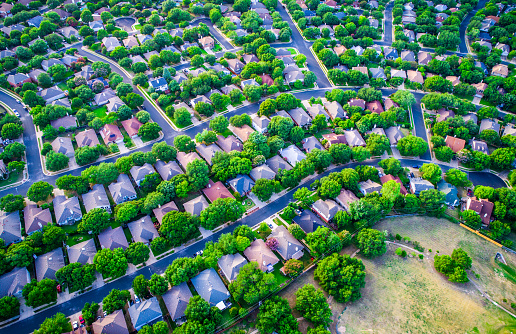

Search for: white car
xmin=13 ymin=110 xmax=20 ymax=117
xmin=72 ymin=321 xmax=78 ymax=330
xmin=135 ymin=296 xmax=141 ymax=303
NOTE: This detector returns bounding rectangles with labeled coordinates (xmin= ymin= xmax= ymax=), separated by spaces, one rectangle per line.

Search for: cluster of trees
xmin=434 ymin=248 xmax=472 ymax=283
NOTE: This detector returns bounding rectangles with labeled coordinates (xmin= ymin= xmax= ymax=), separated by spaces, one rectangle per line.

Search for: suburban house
xmin=183 ymin=195 xmax=209 ymax=217
xmin=123 ymin=36 xmax=139 ymax=49
xmin=197 ymin=144 xmax=222 ymax=166
xmin=322 ymin=133 xmax=347 ymax=146
xmin=250 ymin=164 xmax=276 ymax=181
xmin=67 ymin=239 xmax=97 ymax=265
xmin=130 ymin=163 xmax=156 ymax=186
xmin=199 ymin=36 xmax=215 ymax=49
xmin=0 ymin=211 xmax=21 ymax=245
xmin=94 ymin=89 xmax=116 ymax=106
xmin=75 ymin=129 xmax=100 ymax=148
xmin=218 ymin=253 xmax=248 ymax=282
xmin=445 ymin=135 xmax=466 ymax=153
xmin=344 ymin=130 xmax=366 ymax=147
xmin=279 ymin=145 xmax=306 ymax=167
xmin=176 ymin=151 xmax=202 ymax=171
xmin=479 ymin=119 xmax=500 ymax=134
xmin=232 ymin=124 xmax=255 ymax=142
xmin=92 ymin=310 xmax=129 ymax=334
xmin=149 ymin=77 xmax=169 ymax=92
xmin=324 ymin=101 xmax=345 ymax=120
xmin=358 ymin=180 xmax=382 ymax=195
xmin=155 ymin=160 xmax=183 ymax=181
xmin=128 ymin=215 xmax=160 ymax=244
xmin=266 ymin=155 xmax=292 ymax=173
xmin=312 ymin=199 xmax=341 ymax=223
xmin=437 ymin=180 xmax=459 ymax=206
xmin=35 ymin=248 xmax=65 ymax=281
xmin=228 ymin=174 xmax=255 ymax=197
xmin=380 ymin=174 xmax=408 ymax=195
xmin=109 ymin=174 xmax=137 ymax=205
xmin=24 ymin=204 xmax=52 ymax=235
xmin=385 ymin=127 xmax=404 ymax=146
xmin=243 ymin=239 xmax=279 ymax=272
xmin=162 ymin=282 xmax=193 ymax=322
xmin=0 ymin=267 xmax=30 ymax=298
xmin=100 ymin=124 xmax=124 ymax=144
xmin=128 ymin=297 xmax=163 ymax=331
xmin=153 ymin=201 xmax=179 ymax=224
xmin=409 ymin=178 xmax=434 ymax=195
xmin=53 ymin=195 xmax=82 ymax=225
xmin=251 ymin=115 xmax=270 ymax=134
xmin=121 ymin=118 xmax=143 ymax=139
xmin=270 ymin=226 xmax=304 ymax=260
xmin=203 ymin=180 xmax=234 ymax=203
xmin=106 ymin=97 xmax=126 ymax=113
xmin=302 ymin=136 xmax=324 ymax=153
xmin=98 ymin=227 xmax=129 ymax=250
xmin=50 ymin=137 xmax=74 ymax=159
xmin=366 ymin=101 xmax=384 ymax=114
xmin=216 ymin=135 xmax=242 ymax=152
xmin=51 ymin=115 xmax=77 ymax=130
xmin=292 ymin=210 xmax=325 ymax=234
xmin=227 ymin=58 xmax=245 ymax=74
xmin=191 ymin=268 xmax=231 ymax=309
xmin=7 ymin=73 xmax=31 ymax=87
xmin=335 ymin=189 xmax=359 ymax=211
xmin=492 ymin=64 xmax=509 ymax=78
xmin=466 ymin=197 xmax=494 ymax=225
xmin=41 ymin=58 xmax=65 ymax=71
xmin=89 ymin=20 xmax=104 ymax=31
xmin=471 ymin=140 xmax=489 ymax=154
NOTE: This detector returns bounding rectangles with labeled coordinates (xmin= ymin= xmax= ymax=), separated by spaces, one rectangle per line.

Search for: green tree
xmin=252 ymin=178 xmax=281 ymax=201
xmin=444 ymin=169 xmax=472 ymax=187
xmin=419 ymin=189 xmax=446 ymax=216
xmin=93 ymin=248 xmax=128 ymax=279
xmin=149 ymin=273 xmax=168 ymax=296
xmin=293 ymin=187 xmax=314 ymax=207
xmin=1 ymin=123 xmax=23 ymax=139
xmin=186 ymin=159 xmax=209 ymax=191
xmin=419 ymin=163 xmax=442 ymax=185
xmin=55 ymin=263 xmax=96 ymax=292
xmin=22 ymin=278 xmax=57 ymax=308
xmin=45 ymin=151 xmax=69 ymax=171
xmin=210 ymin=115 xmax=229 ymax=133
xmin=229 ymin=262 xmax=278 ymax=304
xmin=102 ymin=289 xmax=130 ymax=314
xmin=283 ymin=258 xmax=304 ymax=277
xmin=397 ymin=135 xmax=428 ymax=156
xmin=295 ymin=284 xmax=332 ymax=326
xmin=34 ymin=313 xmax=71 ymax=334
xmin=132 ymin=275 xmax=149 ymax=298
xmin=27 ymin=181 xmax=53 ymax=202
xmin=461 ymin=209 xmax=482 ymax=229
xmin=0 ymin=194 xmax=25 ymax=212
xmin=306 ymin=227 xmax=342 ymax=258
xmin=0 ymin=296 xmax=20 ymax=321
xmin=159 ymin=211 xmax=198 ymax=247
xmin=174 ymin=135 xmax=196 ymax=152
xmin=81 ymin=302 xmax=100 ymax=325
xmin=356 ymin=228 xmax=386 ymax=258
xmin=256 ymin=296 xmax=301 ymax=334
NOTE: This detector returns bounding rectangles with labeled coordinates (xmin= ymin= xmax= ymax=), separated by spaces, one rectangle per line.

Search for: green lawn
xmin=123 ymin=227 xmax=133 ymax=244
xmin=286 ymin=48 xmax=297 ymax=55
xmin=93 ymin=106 xmax=108 ymax=119
xmin=212 ymin=43 xmax=223 ymax=52
xmin=271 ymin=262 xmax=289 ymax=286
xmin=218 ymin=129 xmax=233 ymax=138
xmin=57 ymin=82 xmax=69 ymax=92
xmin=0 ymin=171 xmax=22 ymax=188
xmin=134 ymin=24 xmax=142 ymax=31
xmin=66 ymin=233 xmax=93 ymax=247
xmin=480 ymin=98 xmax=496 ymax=107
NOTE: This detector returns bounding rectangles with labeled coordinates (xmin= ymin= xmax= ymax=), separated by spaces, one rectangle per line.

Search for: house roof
xmin=266 ymin=155 xmax=292 ymax=173
xmin=123 ymin=36 xmax=139 ymax=48
xmin=100 ymin=124 xmax=123 ymax=144
xmin=191 ymin=268 xmax=230 ymax=306
xmin=155 ymin=160 xmax=183 ymax=181
xmin=53 ymin=195 xmax=82 ymax=225
xmin=302 ymin=136 xmax=324 ymax=152
xmin=270 ymin=225 xmax=304 ymax=260
xmin=287 ymin=107 xmax=311 ymax=126
xmin=380 ymin=174 xmax=408 ymax=195
xmin=149 ymin=77 xmax=168 ymax=89
xmin=407 ymin=70 xmax=424 ymax=84
xmin=243 ymin=239 xmax=279 ymax=272
xmin=176 ymin=151 xmax=202 ymax=170
xmin=218 ymin=253 xmax=248 ymax=282
xmin=285 ymin=70 xmax=305 ymax=84
xmin=228 ymin=174 xmax=255 ymax=196
xmin=24 ymin=204 xmax=52 ymax=234
xmin=324 ymin=101 xmax=345 ymax=120
xmin=98 ymin=226 xmax=129 ymax=250
xmin=384 ymin=98 xmax=399 ymax=111
xmin=162 ymin=282 xmax=192 ymax=321
xmin=312 ymin=199 xmax=341 ymax=219
xmin=445 ymin=135 xmax=466 ymax=153
xmin=249 ymin=164 xmax=276 ymax=181
xmin=67 ymin=238 xmax=97 ymax=265
xmin=437 ymin=109 xmax=455 ymax=122
xmin=75 ymin=129 xmax=100 ymax=148
xmin=336 ymin=189 xmax=359 ymax=211
xmin=106 ymin=97 xmax=126 ymax=113
xmin=153 ymin=201 xmax=179 ymax=225
xmin=216 ymin=135 xmax=242 ymax=153
xmin=130 ymin=163 xmax=155 ymax=183
xmin=51 ymin=115 xmax=77 ymax=130
xmin=437 ymin=180 xmax=458 ymax=206
xmin=232 ymin=124 xmax=255 ymax=142
xmin=197 ymin=144 xmax=222 ymax=165
xmin=322 ymin=133 xmax=347 ymax=145
xmin=349 ymin=98 xmax=366 ymax=109
xmin=128 ymin=215 xmax=159 ymax=245
xmin=0 ymin=211 xmax=21 ymax=245
xmin=366 ymin=100 xmax=384 ymax=114
xmin=410 ymin=178 xmax=434 ymax=194
xmin=122 ymin=117 xmax=144 ymax=138
xmin=108 ymin=174 xmax=137 ymax=204
xmin=202 ymin=180 xmax=234 ymax=203
xmin=492 ymin=64 xmax=509 ymax=77
xmin=35 ymin=248 xmax=65 ymax=281
xmin=279 ymin=145 xmax=306 ymax=167
xmin=344 ymin=129 xmax=365 ymax=147
xmin=359 ymin=179 xmax=382 ymax=194
xmin=183 ymin=195 xmax=209 ymax=216
xmin=92 ymin=310 xmax=129 ymax=334
xmin=370 ymin=67 xmax=386 ymax=79
xmin=252 ymin=115 xmax=270 ymax=131
xmin=94 ymin=88 xmax=117 ymax=105
xmin=0 ymin=267 xmax=29 ymax=298
xmin=467 ymin=197 xmax=494 ymax=225
xmin=385 ymin=126 xmax=404 ymax=145
xmin=391 ymin=69 xmax=407 ymax=79
xmin=470 ymin=140 xmax=489 ymax=154
xmin=479 ymin=119 xmax=500 ymax=133
xmin=7 ymin=73 xmax=30 ymax=85
xmin=418 ymin=51 xmax=432 ymax=65
xmin=292 ymin=210 xmax=325 ymax=234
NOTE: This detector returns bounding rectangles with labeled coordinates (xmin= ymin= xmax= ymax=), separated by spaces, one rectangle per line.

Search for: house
xmin=153 ymin=201 xmax=179 ymax=224
xmin=130 ymin=55 xmax=147 ymax=66
xmin=312 ymin=199 xmax=341 ymax=223
xmin=203 ymin=180 xmax=234 ymax=203
xmin=102 ymin=37 xmax=121 ymax=52
xmin=366 ymin=100 xmax=384 ymax=114
xmin=98 ymin=226 xmax=129 ymax=250
xmin=163 ymin=282 xmax=192 ymax=322
xmin=492 ymin=64 xmax=509 ymax=78
xmin=305 ymin=102 xmax=328 ymax=120
xmin=352 ymin=66 xmax=368 ymax=77
xmin=244 ymin=239 xmax=279 ymax=273
xmin=24 ymin=204 xmax=52 ymax=235
xmin=76 ymin=65 xmax=95 ymax=81
xmin=100 ymin=124 xmax=123 ymax=144
xmin=109 ymin=174 xmax=137 ymax=205
xmin=477 ymin=40 xmax=493 ymax=51
xmin=51 ymin=116 xmax=77 ymax=131
xmin=349 ymin=99 xmax=366 ymax=109
xmin=51 ymin=137 xmax=74 ymax=158
xmin=67 ymin=238 xmax=97 ymax=265
xmin=176 ymin=151 xmax=202 ymax=170
xmin=279 ymin=145 xmax=306 ymax=167
xmin=418 ymin=51 xmax=432 ymax=65
xmin=384 ymin=98 xmax=399 ymax=111
xmin=190 ymin=95 xmax=211 ymax=109
xmin=27 ymin=15 xmax=44 ymax=28
xmin=228 ymin=174 xmax=255 ymax=197
xmin=287 ymin=107 xmax=311 ymax=127
xmin=444 ymin=135 xmax=466 ymax=153
xmin=266 ymin=155 xmax=292 ymax=173
xmin=7 ymin=73 xmax=31 ymax=87
xmin=191 ymin=268 xmax=231 ymax=308
xmin=53 ymin=195 xmax=82 ymax=225
xmin=0 ymin=267 xmax=30 ymax=298
xmin=344 ymin=130 xmax=365 ymax=147
xmin=143 ymin=50 xmax=159 ymax=61
xmin=292 ymin=210 xmax=325 ymax=234
xmin=322 ymin=133 xmax=347 ymax=146
xmin=495 ymin=43 xmax=510 ymax=57
xmin=130 ymin=163 xmax=156 ymax=186
xmin=94 ymin=88 xmax=117 ymax=106
xmin=0 ymin=24 xmax=24 ymax=36
xmin=380 ymin=174 xmax=408 ymax=195
xmin=466 ymin=196 xmax=494 ymax=225
xmin=251 ymin=115 xmax=270 ymax=134
xmin=270 ymin=225 xmax=304 ymax=260
xmin=472 ymin=82 xmax=488 ymax=97
xmin=446 ymin=76 xmax=460 ymax=86
xmin=39 ymin=86 xmax=66 ymax=103
xmin=391 ymin=69 xmax=407 ymax=79
xmin=155 ymin=160 xmax=182 ymax=181
xmin=232 ymin=124 xmax=255 ymax=142
xmin=137 ymin=34 xmax=153 ymax=45
xmin=128 ymin=215 xmax=159 ymax=245
xmin=28 ymin=69 xmax=45 ymax=84
xmin=89 ymin=21 xmax=104 ymax=31
xmin=216 ymin=135 xmax=242 ymax=153
xmin=197 ymin=144 xmax=222 ymax=165
xmin=75 ymin=129 xmax=100 ymax=148
xmin=437 ymin=180 xmax=458 ymax=206
xmin=436 ymin=109 xmax=455 ymax=122
xmin=407 ymin=70 xmax=424 ymax=84
xmin=149 ymin=77 xmax=168 ymax=92
xmin=218 ymin=253 xmax=248 ymax=282
xmin=82 ymin=184 xmax=111 ymax=214
xmin=183 ymin=195 xmax=209 ymax=217
xmin=123 ymin=36 xmax=139 ymax=49
xmin=383 ymin=47 xmax=398 ymax=60
xmin=92 ymin=310 xmax=129 ymax=334
xmin=207 ymin=64 xmax=231 ymax=76
xmin=368 ymin=127 xmax=386 ymax=137
xmin=359 ymin=179 xmax=382 ymax=195
xmin=199 ymin=36 xmax=215 ymax=49
xmin=227 ymin=58 xmax=245 ymax=74
xmin=249 ymin=164 xmax=276 ymax=181
xmin=409 ymin=178 xmax=434 ymax=195
xmin=106 ymin=97 xmax=126 ymax=114
xmin=370 ymin=67 xmax=386 ymax=80
xmin=503 ymin=124 xmax=516 ymax=137
xmin=324 ymin=101 xmax=345 ymax=120
xmin=471 ymin=140 xmax=489 ymax=154
xmin=52 ymin=98 xmax=72 ymax=109
xmin=302 ymin=136 xmax=324 ymax=153
xmin=260 ymin=73 xmax=274 ymax=86
xmin=169 ymin=28 xmax=183 ymax=38
xmin=0 ymin=211 xmax=21 ymax=245
xmin=121 ymin=117 xmax=143 ymax=139
xmin=334 ymin=189 xmax=358 ymax=212
xmin=35 ymin=248 xmax=65 ymax=281
xmin=435 ymin=4 xmax=447 ymax=11
xmin=0 ymin=3 xmax=12 ymax=17
xmin=285 ymin=70 xmax=305 ymax=85
xmin=479 ymin=119 xmax=500 ymax=134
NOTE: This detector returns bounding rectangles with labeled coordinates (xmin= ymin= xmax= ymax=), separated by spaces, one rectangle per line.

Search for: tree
xmin=102 ymin=289 xmax=130 ymax=315
xmin=138 ymin=122 xmax=161 ymax=140
xmin=181 ymin=295 xmax=222 ymax=333
xmin=352 ymin=146 xmax=371 ymax=162
xmin=81 ymin=302 xmax=100 ymax=325
xmin=356 ymin=228 xmax=386 ymax=258
xmin=78 ymin=208 xmax=110 ymax=234
xmin=306 ymin=227 xmax=342 ymax=258
xmin=174 ymin=135 xmax=195 ymax=152
xmin=200 ymin=198 xmax=245 ymax=230
xmin=80 ymin=9 xmax=93 ymax=23
xmin=2 ymin=142 xmax=25 ymax=160
xmin=397 ymin=135 xmax=428 ymax=156
xmin=1 ymin=123 xmax=23 ymax=140
xmin=314 ymin=253 xmax=366 ymax=303
xmin=491 ymin=148 xmax=516 ymax=171
xmin=34 ymin=313 xmax=71 ymax=334
xmin=252 ymin=179 xmax=281 ymax=202
xmin=27 ymin=181 xmax=53 ymax=202
xmin=133 ymin=73 xmax=148 ymax=86
xmin=125 ymin=92 xmax=144 ymax=109
xmin=93 ymin=248 xmax=128 ymax=279
xmin=0 ymin=194 xmax=24 ymax=212
xmin=461 ymin=209 xmax=482 ymax=229
xmin=293 ymin=187 xmax=314 ymax=207
xmin=115 ymin=201 xmax=140 ymax=223
xmin=452 ymin=248 xmax=472 ymax=270
xmin=284 ymin=259 xmax=304 ymax=277
xmin=259 ymin=99 xmax=277 ymax=117
xmin=210 ymin=115 xmax=229 ymax=133
xmin=75 ymin=146 xmax=100 ymax=165
xmin=229 ymin=262 xmax=277 ymax=304
xmin=149 ymin=274 xmax=168 ymax=296
xmin=265 ymin=237 xmax=279 ymax=251
xmin=55 ymin=263 xmax=96 ymax=292
xmin=329 ymin=144 xmax=352 ymax=164
xmin=419 ymin=163 xmax=442 ymax=185
xmin=473 ymin=186 xmax=495 ymax=201
xmin=165 ymin=257 xmax=198 ymax=286
xmin=159 ymin=211 xmax=198 ymax=247
xmin=295 ymin=284 xmax=332 ymax=326
xmin=445 ymin=169 xmax=472 ymax=187
xmin=0 ymin=296 xmax=20 ymax=321
xmin=187 ymin=159 xmax=209 ymax=192
xmin=382 ymin=180 xmax=401 ymax=204
xmin=45 ymin=151 xmax=69 ymax=171
xmin=132 ymin=275 xmax=149 ymax=298
xmin=22 ymin=278 xmax=57 ymax=308
xmin=366 ymin=134 xmax=390 ymax=156
xmin=419 ymin=189 xmax=446 ymax=216
xmin=256 ymin=296 xmax=301 ymax=334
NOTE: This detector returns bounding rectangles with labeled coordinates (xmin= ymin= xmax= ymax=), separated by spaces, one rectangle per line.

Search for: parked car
xmin=103 ymin=311 xmax=107 ymax=317
xmin=72 ymin=321 xmax=78 ymax=330
xmin=79 ymin=315 xmax=84 ymax=324
xmin=13 ymin=110 xmax=20 ymax=117
xmin=135 ymin=296 xmax=141 ymax=303
xmin=56 ymin=284 xmax=62 ymax=293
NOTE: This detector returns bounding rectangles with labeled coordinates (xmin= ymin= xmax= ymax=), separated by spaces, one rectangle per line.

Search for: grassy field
xmin=337 ymin=216 xmax=516 ymax=334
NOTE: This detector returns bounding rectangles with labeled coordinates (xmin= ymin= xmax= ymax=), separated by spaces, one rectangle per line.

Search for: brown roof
xmin=99 ymin=124 xmax=123 ymax=144
xmin=334 ymin=45 xmax=346 ymax=56
xmin=232 ymin=124 xmax=255 ymax=142
xmin=366 ymin=100 xmax=384 ymax=114
xmin=176 ymin=151 xmax=202 ymax=169
xmin=486 ymin=15 xmax=500 ymax=23
xmin=445 ymin=136 xmax=466 ymax=153
xmin=467 ymin=197 xmax=494 ymax=225
xmin=243 ymin=239 xmax=279 ymax=272
xmin=92 ymin=310 xmax=129 ymax=334
xmin=380 ymin=174 xmax=408 ymax=195
xmin=322 ymin=133 xmax=347 ymax=145
xmin=384 ymin=98 xmax=399 ymax=110
xmin=259 ymin=74 xmax=274 ymax=86
xmin=202 ymin=179 xmax=234 ymax=203
xmin=121 ymin=118 xmax=143 ymax=137
xmin=153 ymin=201 xmax=179 ymax=224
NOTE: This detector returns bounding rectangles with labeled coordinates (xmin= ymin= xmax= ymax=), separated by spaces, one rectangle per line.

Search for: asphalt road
xmin=114 ymin=17 xmax=137 ymax=32
xmin=459 ymin=0 xmax=488 ymax=53
xmin=377 ymin=1 xmax=393 ymax=46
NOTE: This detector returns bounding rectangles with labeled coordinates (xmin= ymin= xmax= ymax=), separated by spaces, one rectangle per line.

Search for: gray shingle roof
xmin=191 ymin=268 xmax=230 ymax=306
xmin=152 ymin=201 xmax=178 ymax=224
xmin=183 ymin=196 xmax=209 ymax=216
xmin=197 ymin=144 xmax=222 ymax=165
xmin=127 ymin=215 xmax=159 ymax=244
xmin=162 ymin=282 xmax=192 ymax=321
xmin=249 ymin=164 xmax=276 ymax=181
xmin=67 ymin=238 xmax=97 ymax=265
xmin=216 ymin=135 xmax=242 ymax=153
xmin=0 ymin=211 xmax=21 ymax=245
xmin=266 ymin=155 xmax=292 ymax=173
xmin=302 ymin=136 xmax=324 ymax=153
xmin=130 ymin=163 xmax=155 ymax=185
xmin=35 ymin=248 xmax=65 ymax=281
xmin=128 ymin=296 xmax=163 ymax=330
xmin=279 ymin=145 xmax=306 ymax=167
xmin=92 ymin=310 xmax=129 ymax=334
xmin=0 ymin=267 xmax=30 ymax=298
xmin=228 ymin=174 xmax=255 ymax=196
xmin=82 ymin=184 xmax=111 ymax=213
xmin=154 ymin=160 xmax=183 ymax=181
xmin=287 ymin=107 xmax=311 ymax=126
xmin=98 ymin=226 xmax=129 ymax=250
xmin=24 ymin=204 xmax=52 ymax=234
xmin=312 ymin=199 xmax=341 ymax=221
xmin=51 ymin=137 xmax=74 ymax=158
xmin=269 ymin=225 xmax=304 ymax=260
xmin=109 ymin=174 xmax=137 ymax=205
xmin=218 ymin=253 xmax=248 ymax=282
xmin=243 ymin=239 xmax=279 ymax=272
xmin=292 ymin=210 xmax=324 ymax=234
xmin=53 ymin=195 xmax=82 ymax=226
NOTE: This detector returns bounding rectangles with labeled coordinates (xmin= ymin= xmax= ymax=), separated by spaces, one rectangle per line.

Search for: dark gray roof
xmin=191 ymin=268 xmax=230 ymax=306
xmin=228 ymin=174 xmax=255 ymax=196
xmin=266 ymin=155 xmax=292 ymax=173
xmin=162 ymin=282 xmax=192 ymax=321
xmin=35 ymin=248 xmax=65 ymax=281
xmin=270 ymin=225 xmax=304 ymax=260
xmin=53 ymin=195 xmax=82 ymax=225
xmin=437 ymin=180 xmax=458 ymax=206
xmin=249 ymin=165 xmax=276 ymax=181
xmin=24 ymin=204 xmax=52 ymax=234
xmin=51 ymin=137 xmax=74 ymax=157
xmin=218 ymin=253 xmax=248 ymax=282
xmin=130 ymin=163 xmax=155 ymax=184
xmin=279 ymin=145 xmax=306 ymax=167
xmin=67 ymin=238 xmax=97 ymax=265
xmin=312 ymin=199 xmax=341 ymax=220
xmin=128 ymin=296 xmax=162 ymax=330
xmin=82 ymin=184 xmax=111 ymax=213
xmin=0 ymin=211 xmax=21 ymax=245
xmin=94 ymin=88 xmax=117 ymax=105
xmin=155 ymin=160 xmax=182 ymax=181
xmin=50 ymin=115 xmax=76 ymax=129
xmin=287 ymin=107 xmax=311 ymax=126
xmin=359 ymin=180 xmax=382 ymax=194
xmin=128 ymin=215 xmax=159 ymax=244
xmin=197 ymin=144 xmax=222 ymax=165
xmin=292 ymin=210 xmax=325 ymax=234
xmin=0 ymin=267 xmax=30 ymax=298
xmin=410 ymin=178 xmax=434 ymax=194
xmin=302 ymin=136 xmax=324 ymax=153
xmin=216 ymin=135 xmax=242 ymax=153
xmin=108 ymin=174 xmax=137 ymax=204
xmin=98 ymin=226 xmax=129 ymax=250
xmin=183 ymin=196 xmax=209 ymax=216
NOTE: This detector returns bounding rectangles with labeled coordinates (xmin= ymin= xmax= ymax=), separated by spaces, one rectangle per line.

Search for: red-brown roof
xmin=366 ymin=100 xmax=384 ymax=114
xmin=380 ymin=174 xmax=408 ymax=195
xmin=202 ymin=179 xmax=235 ymax=203
xmin=99 ymin=124 xmax=123 ymax=144
xmin=121 ymin=118 xmax=143 ymax=137
xmin=467 ymin=197 xmax=494 ymax=225
xmin=260 ymin=74 xmax=274 ymax=86
xmin=445 ymin=136 xmax=466 ymax=153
